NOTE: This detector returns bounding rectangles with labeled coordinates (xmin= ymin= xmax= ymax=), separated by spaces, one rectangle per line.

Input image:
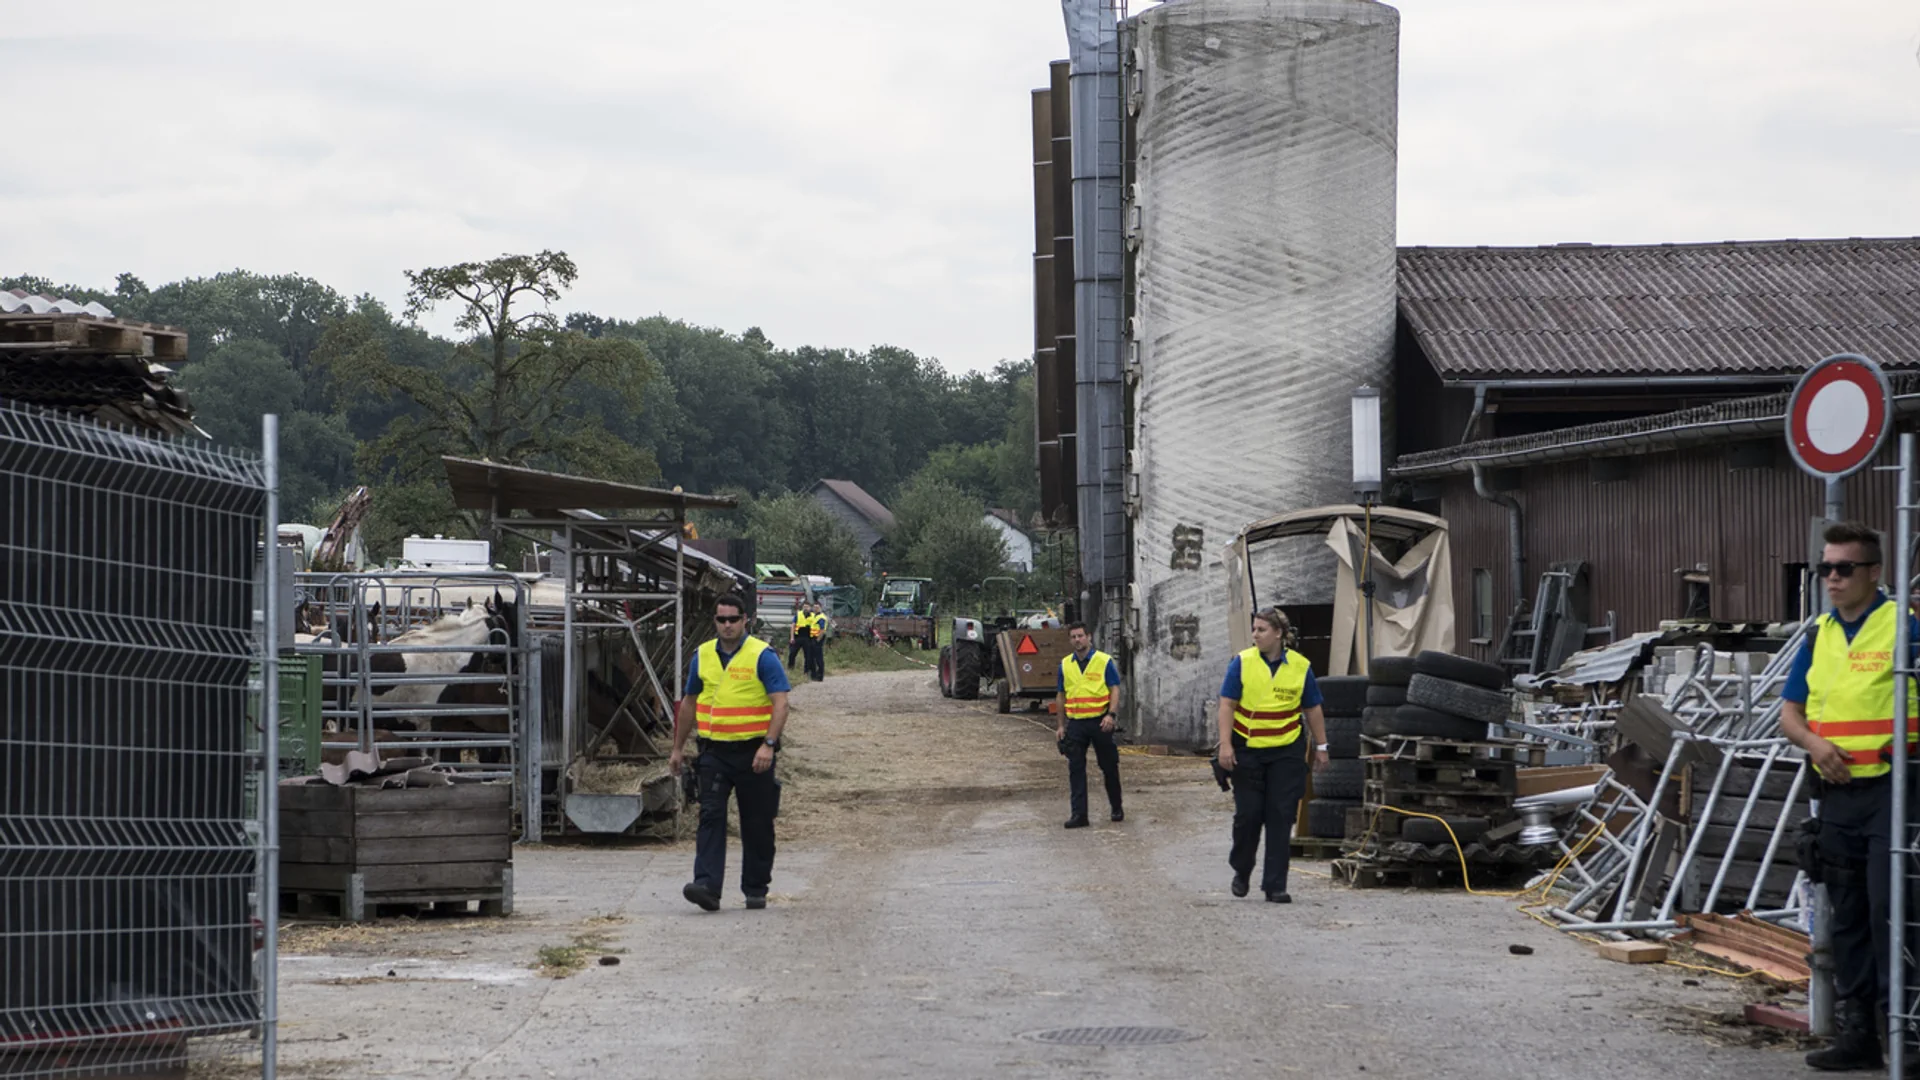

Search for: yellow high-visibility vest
xmin=695 ymin=636 xmax=775 ymax=741
xmin=1807 ymin=602 xmax=1919 ymax=778
xmin=1062 ymin=650 xmax=1115 ymax=720
xmin=1231 ymin=646 xmax=1308 ymax=748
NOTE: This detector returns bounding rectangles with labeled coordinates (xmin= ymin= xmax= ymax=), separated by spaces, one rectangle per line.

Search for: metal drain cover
xmin=1022 ymin=1026 xmax=1203 ymax=1047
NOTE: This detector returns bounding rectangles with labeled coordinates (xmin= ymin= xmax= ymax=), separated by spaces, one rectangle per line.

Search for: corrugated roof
xmin=0 ymin=290 xmax=115 ymax=317
xmin=1398 ymin=238 xmax=1920 ymax=380
xmin=810 ymin=479 xmax=895 ymax=529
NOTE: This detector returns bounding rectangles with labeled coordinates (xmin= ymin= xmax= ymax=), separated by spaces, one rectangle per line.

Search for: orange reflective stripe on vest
xmin=1806 ymin=601 xmax=1920 ymax=779
xmin=1062 ymin=651 xmax=1114 ymax=720
xmin=694 ymin=636 xmax=774 ymax=741
xmin=1231 ymin=646 xmax=1309 ymax=748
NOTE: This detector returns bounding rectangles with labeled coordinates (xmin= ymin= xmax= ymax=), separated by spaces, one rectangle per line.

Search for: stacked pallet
xmin=0 ymin=293 xmax=196 ymax=435
xmin=1334 ymin=651 xmax=1555 ymax=888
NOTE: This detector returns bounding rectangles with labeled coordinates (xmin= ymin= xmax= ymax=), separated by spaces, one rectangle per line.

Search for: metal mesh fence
xmin=0 ymin=401 xmax=269 ymax=1078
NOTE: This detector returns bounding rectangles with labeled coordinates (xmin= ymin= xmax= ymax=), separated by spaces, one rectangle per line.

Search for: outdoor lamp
xmin=1351 ymin=384 xmax=1382 ymax=502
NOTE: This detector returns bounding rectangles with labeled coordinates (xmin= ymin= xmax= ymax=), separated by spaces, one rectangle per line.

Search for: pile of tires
xmin=1360 ymin=651 xmax=1510 ymax=742
xmin=1303 ymin=674 xmax=1367 ymax=839
xmin=1357 ymin=650 xmax=1512 ymax=845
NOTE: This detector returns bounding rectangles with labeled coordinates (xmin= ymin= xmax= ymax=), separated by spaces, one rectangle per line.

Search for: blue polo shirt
xmin=1219 ymin=650 xmax=1324 ymax=708
xmin=683 ymin=640 xmax=791 ymax=697
xmin=1060 ymin=649 xmax=1123 ymax=688
xmin=1782 ymin=591 xmax=1920 ymax=704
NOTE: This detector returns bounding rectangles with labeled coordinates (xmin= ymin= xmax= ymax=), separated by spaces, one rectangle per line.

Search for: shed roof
xmin=1398 ymin=237 xmax=1920 ymax=381
xmin=809 ymin=478 xmax=895 ymax=529
xmin=442 ymin=457 xmax=737 ymax=513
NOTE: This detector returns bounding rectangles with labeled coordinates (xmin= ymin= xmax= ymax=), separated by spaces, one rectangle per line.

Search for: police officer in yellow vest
xmin=1216 ymin=607 xmax=1330 ymax=903
xmin=670 ymin=593 xmax=792 ymax=912
xmin=803 ymin=601 xmax=827 ymax=682
xmin=1782 ymin=522 xmax=1920 ymax=1071
xmin=787 ymin=605 xmax=811 ymax=672
xmin=1055 ymin=621 xmax=1123 ymax=828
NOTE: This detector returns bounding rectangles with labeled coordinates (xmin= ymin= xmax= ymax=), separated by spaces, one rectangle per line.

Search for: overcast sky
xmin=3 ymin=1 xmax=1916 ymax=373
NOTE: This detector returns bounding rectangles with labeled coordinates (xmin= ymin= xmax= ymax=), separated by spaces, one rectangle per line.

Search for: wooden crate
xmin=279 ymin=783 xmax=513 ymax=921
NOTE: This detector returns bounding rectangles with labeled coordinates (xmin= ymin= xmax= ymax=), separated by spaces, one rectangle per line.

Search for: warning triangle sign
xmin=1016 ymin=634 xmax=1039 ymax=655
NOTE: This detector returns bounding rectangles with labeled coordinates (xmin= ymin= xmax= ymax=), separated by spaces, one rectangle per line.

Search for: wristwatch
xmin=1314 ymin=743 xmax=1329 ymax=752
xmin=764 ymin=737 xmax=781 ymax=751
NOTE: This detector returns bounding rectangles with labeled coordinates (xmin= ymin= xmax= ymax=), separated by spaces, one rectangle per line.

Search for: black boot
xmin=1807 ymin=998 xmax=1882 ymax=1071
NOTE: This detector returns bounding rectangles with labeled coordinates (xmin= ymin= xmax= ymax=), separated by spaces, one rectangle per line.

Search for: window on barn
xmin=1471 ymin=568 xmax=1493 ymax=643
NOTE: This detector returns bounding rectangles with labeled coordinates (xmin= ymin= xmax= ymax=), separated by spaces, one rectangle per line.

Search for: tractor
xmin=868 ymin=574 xmax=937 ymax=649
xmin=938 ymin=577 xmax=1070 ymax=711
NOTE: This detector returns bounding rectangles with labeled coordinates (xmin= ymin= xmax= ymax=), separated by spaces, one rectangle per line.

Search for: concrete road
xmin=277 ymin=670 xmax=1812 ymax=1080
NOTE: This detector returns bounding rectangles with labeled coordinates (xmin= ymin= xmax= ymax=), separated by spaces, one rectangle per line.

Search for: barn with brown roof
xmin=1385 ymin=237 xmax=1920 ymax=673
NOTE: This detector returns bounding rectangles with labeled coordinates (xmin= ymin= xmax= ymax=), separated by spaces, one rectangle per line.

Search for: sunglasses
xmin=714 ymin=615 xmax=743 ymax=624
xmin=1817 ymin=561 xmax=1879 ymax=579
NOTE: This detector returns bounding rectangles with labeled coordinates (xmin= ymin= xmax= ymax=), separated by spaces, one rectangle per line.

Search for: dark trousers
xmin=1063 ymin=717 xmax=1122 ymax=819
xmin=1230 ymin=741 xmax=1308 ymax=894
xmin=787 ymin=636 xmax=805 ymax=671
xmin=692 ymin=741 xmax=780 ymax=899
xmin=1819 ymin=777 xmax=1894 ymax=1006
xmin=804 ymin=638 xmax=825 ymax=680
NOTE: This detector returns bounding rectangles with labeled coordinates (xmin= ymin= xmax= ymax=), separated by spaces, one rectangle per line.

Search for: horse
xmin=322 ymin=592 xmax=520 ymax=765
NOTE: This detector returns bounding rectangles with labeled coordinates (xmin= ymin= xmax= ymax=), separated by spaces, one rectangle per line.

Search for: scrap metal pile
xmin=1526 ymin=625 xmax=1815 ymax=985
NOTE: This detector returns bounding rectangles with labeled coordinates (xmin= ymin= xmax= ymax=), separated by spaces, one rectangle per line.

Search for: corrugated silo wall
xmin=1128 ymin=0 xmax=1400 ymax=749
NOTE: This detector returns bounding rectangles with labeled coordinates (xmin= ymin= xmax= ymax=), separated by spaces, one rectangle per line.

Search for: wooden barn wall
xmin=1432 ymin=434 xmax=1906 ymax=663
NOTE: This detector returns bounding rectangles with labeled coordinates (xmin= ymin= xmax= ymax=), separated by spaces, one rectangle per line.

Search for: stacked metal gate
xmin=0 ymin=400 xmax=270 ymax=1077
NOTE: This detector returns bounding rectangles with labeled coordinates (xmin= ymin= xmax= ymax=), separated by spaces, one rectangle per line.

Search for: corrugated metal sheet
xmin=0 ymin=290 xmax=114 ymax=317
xmin=1439 ymin=438 xmax=1902 ymax=661
xmin=1399 ymin=238 xmax=1920 ymax=380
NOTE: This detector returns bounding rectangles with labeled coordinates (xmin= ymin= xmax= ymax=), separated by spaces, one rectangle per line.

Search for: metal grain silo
xmin=1127 ymin=0 xmax=1400 ymax=747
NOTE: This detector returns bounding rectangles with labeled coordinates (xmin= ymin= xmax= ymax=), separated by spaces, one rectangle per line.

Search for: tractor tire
xmin=1413 ymin=650 xmax=1506 ymax=691
xmin=1387 ymin=704 xmax=1488 ymax=742
xmin=1317 ymin=676 xmax=1369 ymax=715
xmin=952 ymin=641 xmax=984 ymax=700
xmin=1365 ymin=683 xmax=1407 ymax=707
xmin=1314 ymin=758 xmax=1365 ymax=800
xmin=1367 ymin=655 xmax=1417 ymax=686
xmin=1407 ymin=674 xmax=1512 ymax=726
xmin=1361 ymin=706 xmax=1399 ymax=738
xmin=1307 ymin=798 xmax=1359 ymax=840
xmin=1324 ymin=713 xmax=1363 ymax=758
xmin=1400 ymin=816 xmax=1491 ymax=846
xmin=938 ymin=646 xmax=954 ymax=698
xmin=996 ymin=678 xmax=1012 ymax=714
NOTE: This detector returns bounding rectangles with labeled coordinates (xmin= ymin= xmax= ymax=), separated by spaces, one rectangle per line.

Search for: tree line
xmin=5 ymin=253 xmax=1048 ymax=602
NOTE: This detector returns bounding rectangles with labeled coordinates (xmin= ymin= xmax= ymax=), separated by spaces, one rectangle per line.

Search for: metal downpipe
xmin=1471 ymin=460 xmax=1526 ymax=623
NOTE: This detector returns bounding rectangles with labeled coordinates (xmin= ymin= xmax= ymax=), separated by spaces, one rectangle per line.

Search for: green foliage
xmin=7 ymin=262 xmax=1042 ymax=569
xmin=887 ymin=475 xmax=1008 ymax=599
xmin=744 ymin=492 xmax=868 ymax=588
xmin=314 ymin=251 xmax=658 ymax=540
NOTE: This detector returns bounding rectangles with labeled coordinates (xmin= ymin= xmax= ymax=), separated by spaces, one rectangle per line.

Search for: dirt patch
xmin=531 ymin=914 xmax=629 ymax=978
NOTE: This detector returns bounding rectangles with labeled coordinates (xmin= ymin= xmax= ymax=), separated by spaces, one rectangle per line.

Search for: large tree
xmin=744 ymin=492 xmax=868 ymax=588
xmin=315 ymin=251 xmax=657 ymax=539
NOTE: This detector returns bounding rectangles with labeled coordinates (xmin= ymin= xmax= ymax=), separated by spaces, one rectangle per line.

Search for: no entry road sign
xmin=1786 ymin=353 xmax=1892 ymax=480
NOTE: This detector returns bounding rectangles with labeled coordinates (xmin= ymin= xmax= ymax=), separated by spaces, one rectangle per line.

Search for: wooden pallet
xmin=1366 ymin=757 xmax=1515 ymax=794
xmin=283 ymin=873 xmax=513 ymax=921
xmin=1331 ymin=857 xmax=1535 ymax=890
xmin=1362 ymin=781 xmax=1513 ymax=815
xmin=1362 ymin=734 xmax=1548 ymax=766
xmin=0 ymin=313 xmax=188 ymax=360
xmin=1288 ymin=835 xmax=1348 ymax=860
